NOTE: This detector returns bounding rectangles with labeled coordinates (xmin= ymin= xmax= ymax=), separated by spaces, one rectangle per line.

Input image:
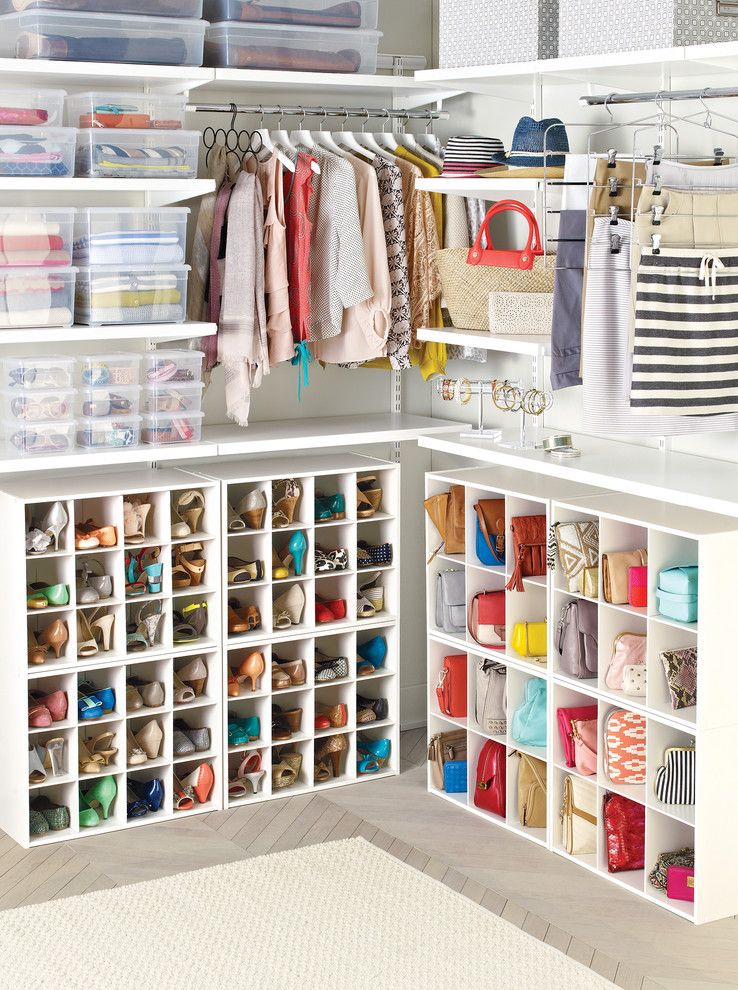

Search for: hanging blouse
xmin=374 ymin=157 xmax=412 ymax=370
xmin=254 ymin=156 xmax=293 ymax=367
xmin=283 ymin=150 xmax=316 ymax=344
xmin=312 ymin=154 xmax=391 ymax=365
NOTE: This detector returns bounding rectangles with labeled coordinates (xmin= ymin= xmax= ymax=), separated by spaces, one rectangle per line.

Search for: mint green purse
xmin=511 ymin=678 xmax=547 ymax=748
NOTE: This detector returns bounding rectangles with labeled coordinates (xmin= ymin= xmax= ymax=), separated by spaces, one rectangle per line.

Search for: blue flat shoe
xmin=77 ymin=691 xmax=103 ymax=720
xmin=79 ymin=682 xmax=115 ymax=714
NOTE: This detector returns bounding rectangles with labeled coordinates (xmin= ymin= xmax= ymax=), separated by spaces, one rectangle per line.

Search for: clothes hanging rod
xmin=186 ymin=102 xmax=449 ymax=120
xmin=580 ymin=85 xmax=738 ymax=107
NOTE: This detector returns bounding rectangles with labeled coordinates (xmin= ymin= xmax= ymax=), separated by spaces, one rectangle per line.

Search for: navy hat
xmin=493 ymin=116 xmax=569 ymax=167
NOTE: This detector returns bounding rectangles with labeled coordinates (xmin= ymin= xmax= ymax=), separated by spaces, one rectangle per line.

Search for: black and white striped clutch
xmin=655 ymin=746 xmax=695 ymax=805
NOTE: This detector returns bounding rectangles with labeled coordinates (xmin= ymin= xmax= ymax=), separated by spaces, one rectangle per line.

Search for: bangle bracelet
xmin=455 ymin=377 xmax=472 ymax=406
xmin=535 ymin=434 xmax=574 ymax=452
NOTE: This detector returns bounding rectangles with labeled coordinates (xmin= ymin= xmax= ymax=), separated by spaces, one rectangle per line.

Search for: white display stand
xmin=426 ymin=464 xmax=738 ymax=925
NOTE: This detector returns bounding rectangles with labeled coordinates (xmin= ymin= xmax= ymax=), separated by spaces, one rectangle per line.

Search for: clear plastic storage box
xmin=0 ymin=125 xmax=75 ymax=178
xmin=73 ymin=208 xmax=189 ymax=266
xmin=79 ymin=353 xmax=142 ymax=388
xmin=75 ymin=265 xmax=189 ymax=326
xmin=67 ymin=92 xmax=188 ymax=131
xmin=77 ymin=385 xmax=141 ymax=418
xmin=0 ymin=208 xmax=75 ymax=268
xmin=3 ymin=355 xmax=76 ymax=390
xmin=0 ymin=11 xmax=207 ymax=66
xmin=142 ymin=349 xmax=204 ymax=385
xmin=203 ymin=0 xmax=378 ymax=29
xmin=0 ymin=88 xmax=65 ymax=127
xmin=142 ymin=410 xmax=204 ymax=445
xmin=2 ymin=386 xmax=76 ymax=422
xmin=0 ymin=268 xmax=76 ymax=328
xmin=75 ymin=128 xmax=200 ymax=179
xmin=76 ymin=414 xmax=142 ymax=449
xmin=0 ymin=0 xmax=203 ymax=15
xmin=143 ymin=381 xmax=204 ymax=414
xmin=204 ymin=22 xmax=382 ymax=73
xmin=6 ymin=419 xmax=76 ymax=456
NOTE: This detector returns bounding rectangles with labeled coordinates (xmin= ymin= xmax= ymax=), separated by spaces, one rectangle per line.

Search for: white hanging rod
xmin=186 ymin=102 xmax=449 ymax=121
xmin=580 ymin=85 xmax=738 ymax=107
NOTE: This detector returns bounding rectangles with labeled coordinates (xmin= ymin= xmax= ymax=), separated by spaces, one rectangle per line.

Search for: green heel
xmin=79 ymin=789 xmax=100 ymax=828
xmin=85 ymin=775 xmax=117 ymax=820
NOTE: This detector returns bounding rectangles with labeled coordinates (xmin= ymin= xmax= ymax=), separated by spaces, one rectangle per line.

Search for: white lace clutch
xmin=489 ymin=291 xmax=553 ymax=335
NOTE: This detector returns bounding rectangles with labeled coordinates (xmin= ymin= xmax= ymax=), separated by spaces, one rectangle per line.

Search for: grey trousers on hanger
xmin=550 ymin=210 xmax=585 ymax=390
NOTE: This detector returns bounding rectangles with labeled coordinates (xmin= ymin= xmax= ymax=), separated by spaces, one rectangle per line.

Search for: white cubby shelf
xmin=425 ymin=464 xmax=738 ymax=925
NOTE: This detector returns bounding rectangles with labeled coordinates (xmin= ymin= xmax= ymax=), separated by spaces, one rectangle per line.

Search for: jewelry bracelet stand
xmin=435 ymin=378 xmax=553 ymax=448
xmin=435 ymin=378 xmax=505 ymax=439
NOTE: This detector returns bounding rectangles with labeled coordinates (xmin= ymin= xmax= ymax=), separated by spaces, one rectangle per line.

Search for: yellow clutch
xmin=511 ymin=621 xmax=547 ymax=658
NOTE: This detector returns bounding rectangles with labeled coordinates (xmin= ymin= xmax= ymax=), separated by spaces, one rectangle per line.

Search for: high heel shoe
xmin=123 ymin=500 xmax=151 ymax=545
xmin=173 ymin=671 xmax=195 ymax=705
xmin=136 ymin=719 xmax=163 ymax=760
xmin=315 ymin=733 xmax=348 ymax=777
xmin=178 ymin=657 xmax=207 ymax=696
xmin=28 ymin=629 xmax=48 ymax=666
xmin=357 ymin=476 xmax=383 ymax=518
xmin=172 ymin=773 xmax=194 ymax=811
xmin=228 ymin=752 xmax=265 ymax=797
xmin=238 ymin=651 xmax=265 ymax=692
xmin=272 ymin=749 xmax=302 ymax=790
xmin=127 ymin=727 xmax=147 ymax=766
xmin=272 ymin=479 xmax=300 ymax=528
xmin=90 ymin=610 xmax=115 ymax=652
xmin=174 ymin=543 xmax=206 ymax=587
xmin=79 ymin=738 xmax=106 ymax=774
xmin=182 ymin=762 xmax=215 ymax=803
xmin=141 ymin=547 xmax=163 ymax=593
xmin=85 ymin=775 xmax=117 ymax=821
xmin=239 ymin=490 xmax=267 ymax=530
xmin=38 ymin=618 xmax=68 ymax=659
xmin=288 ymin=531 xmax=308 ymax=577
xmin=357 ymin=736 xmax=391 ymax=772
xmin=40 ymin=501 xmax=68 ymax=552
xmin=273 ymin=584 xmax=305 ymax=629
xmin=272 ymin=547 xmax=289 ymax=581
xmin=28 ymin=744 xmax=46 ymax=783
xmin=77 ymin=610 xmax=98 ymax=658
xmin=227 ymin=502 xmax=246 ymax=533
xmin=90 ymin=730 xmax=117 ymax=765
xmin=172 ymin=490 xmax=204 ymax=538
xmin=79 ymin=789 xmax=102 ymax=828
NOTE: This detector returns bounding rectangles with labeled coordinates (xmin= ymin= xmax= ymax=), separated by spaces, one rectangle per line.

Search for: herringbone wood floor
xmin=1 ymin=731 xmax=735 ymax=990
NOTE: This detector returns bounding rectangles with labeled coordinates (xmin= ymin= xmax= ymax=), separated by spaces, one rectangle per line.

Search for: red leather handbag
xmin=556 ymin=705 xmax=598 ymax=767
xmin=436 ymin=654 xmax=467 ymax=718
xmin=506 ymin=514 xmax=547 ymax=592
xmin=474 ymin=739 xmax=506 ymax=818
xmin=468 ymin=589 xmax=505 ymax=650
xmin=603 ymin=793 xmax=645 ymax=873
xmin=466 ymin=199 xmax=544 ymax=271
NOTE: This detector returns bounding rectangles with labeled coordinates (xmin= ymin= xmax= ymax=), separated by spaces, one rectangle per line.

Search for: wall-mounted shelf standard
xmin=195 ymin=453 xmax=400 ymax=808
xmin=418 ymin=327 xmax=551 ymax=357
xmin=0 ymin=323 xmax=216 ymax=346
xmin=0 ymin=179 xmax=216 ymax=208
xmin=425 ymin=464 xmax=738 ymax=924
xmin=0 ymin=467 xmax=223 ymax=848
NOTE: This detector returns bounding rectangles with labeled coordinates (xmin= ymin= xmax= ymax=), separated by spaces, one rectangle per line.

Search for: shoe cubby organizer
xmin=195 ymin=453 xmax=400 ymax=808
xmin=426 ymin=465 xmax=738 ymax=925
xmin=0 ymin=467 xmax=223 ymax=847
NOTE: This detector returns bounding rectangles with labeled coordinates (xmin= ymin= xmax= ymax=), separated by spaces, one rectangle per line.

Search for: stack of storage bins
xmin=0 ymin=1 xmax=207 ymax=67
xmin=69 ymin=93 xmax=199 ymax=180
xmin=3 ymin=355 xmax=77 ymax=457
xmin=76 ymin=351 xmax=142 ymax=452
xmin=202 ymin=0 xmax=382 ymax=73
xmin=0 ymin=87 xmax=75 ymax=180
xmin=72 ymin=206 xmax=190 ymax=327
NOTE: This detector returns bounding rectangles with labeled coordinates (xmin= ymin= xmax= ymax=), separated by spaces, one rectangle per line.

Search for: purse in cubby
xmin=553 ymin=520 xmax=599 ymax=594
xmin=605 ymin=632 xmax=646 ymax=692
xmin=602 ymin=549 xmax=647 ymax=604
xmin=515 ymin=752 xmax=547 ymax=828
xmin=474 ymin=739 xmax=506 ymax=817
xmin=475 ymin=659 xmax=507 ymax=735
xmin=557 ymin=704 xmax=598 ymax=768
xmin=424 ymin=485 xmax=466 ymax=562
xmin=660 ymin=647 xmax=697 ymax=710
xmin=427 ymin=729 xmax=467 ymax=791
xmin=511 ymin=678 xmax=547 ymax=748
xmin=436 ymin=654 xmax=467 ymax=719
xmin=654 ymin=746 xmax=695 ymax=805
xmin=443 ymin=760 xmax=468 ymax=794
xmin=506 ymin=514 xmax=547 ymax=592
xmin=556 ymin=599 xmax=598 ymax=679
xmin=603 ymin=793 xmax=645 ymax=873
xmin=510 ymin=620 xmax=547 ymax=662
xmin=656 ymin=566 xmax=698 ymax=624
xmin=648 ymin=848 xmax=695 ymax=896
xmin=622 ymin=664 xmax=646 ymax=698
xmin=474 ymin=498 xmax=505 ymax=566
xmin=603 ymin=709 xmax=646 ymax=785
xmin=570 ymin=716 xmax=598 ymax=776
xmin=468 ymin=589 xmax=505 ymax=650
xmin=436 ymin=570 xmax=465 ymax=635
xmin=561 ymin=775 xmax=597 ymax=855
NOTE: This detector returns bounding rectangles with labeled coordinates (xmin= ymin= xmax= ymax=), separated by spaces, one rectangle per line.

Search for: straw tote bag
xmin=436 ymin=199 xmax=555 ymax=331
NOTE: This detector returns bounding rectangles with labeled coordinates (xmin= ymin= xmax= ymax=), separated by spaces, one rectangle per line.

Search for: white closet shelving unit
xmin=425 ymin=461 xmax=738 ymax=924
xmin=0 ymin=467 xmax=223 ymax=848
xmin=195 ymin=453 xmax=400 ymax=807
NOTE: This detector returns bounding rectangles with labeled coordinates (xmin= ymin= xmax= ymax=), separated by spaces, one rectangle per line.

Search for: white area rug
xmin=0 ymin=837 xmax=615 ymax=989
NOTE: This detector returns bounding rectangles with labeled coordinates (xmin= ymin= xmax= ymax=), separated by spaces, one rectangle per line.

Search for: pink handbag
xmin=605 ymin=632 xmax=646 ymax=691
xmin=667 ymin=865 xmax=695 ymax=902
xmin=468 ymin=590 xmax=505 ymax=650
xmin=571 ymin=717 xmax=598 ymax=776
xmin=556 ymin=704 xmax=598 ymax=767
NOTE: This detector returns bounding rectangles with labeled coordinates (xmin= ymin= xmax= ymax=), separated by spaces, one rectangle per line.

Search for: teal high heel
xmin=142 ymin=547 xmax=163 ymax=594
xmin=315 ymin=493 xmax=346 ymax=522
xmin=288 ymin=531 xmax=308 ymax=577
xmin=357 ymin=635 xmax=387 ymax=675
xmin=85 ymin=774 xmax=117 ymax=821
xmin=228 ymin=716 xmax=261 ymax=746
xmin=357 ymin=737 xmax=391 ymax=773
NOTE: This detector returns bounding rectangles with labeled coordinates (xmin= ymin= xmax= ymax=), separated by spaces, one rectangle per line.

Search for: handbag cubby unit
xmin=198 ymin=453 xmax=400 ymax=809
xmin=426 ymin=465 xmax=738 ymax=924
xmin=1 ymin=467 xmax=224 ymax=848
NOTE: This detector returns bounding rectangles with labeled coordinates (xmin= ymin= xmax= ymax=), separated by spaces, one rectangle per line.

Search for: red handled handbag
xmin=436 ymin=654 xmax=467 ymax=718
xmin=556 ymin=705 xmax=598 ymax=768
xmin=474 ymin=739 xmax=506 ymax=818
xmin=467 ymin=199 xmax=544 ymax=271
xmin=603 ymin=793 xmax=645 ymax=873
xmin=468 ymin=590 xmax=505 ymax=650
xmin=506 ymin=514 xmax=547 ymax=592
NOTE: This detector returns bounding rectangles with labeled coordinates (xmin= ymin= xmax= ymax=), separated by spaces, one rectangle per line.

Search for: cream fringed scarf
xmin=218 ymin=169 xmax=269 ymax=426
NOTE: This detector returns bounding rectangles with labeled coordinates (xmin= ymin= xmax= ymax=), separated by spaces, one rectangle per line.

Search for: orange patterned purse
xmin=604 ymin=709 xmax=646 ymax=785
